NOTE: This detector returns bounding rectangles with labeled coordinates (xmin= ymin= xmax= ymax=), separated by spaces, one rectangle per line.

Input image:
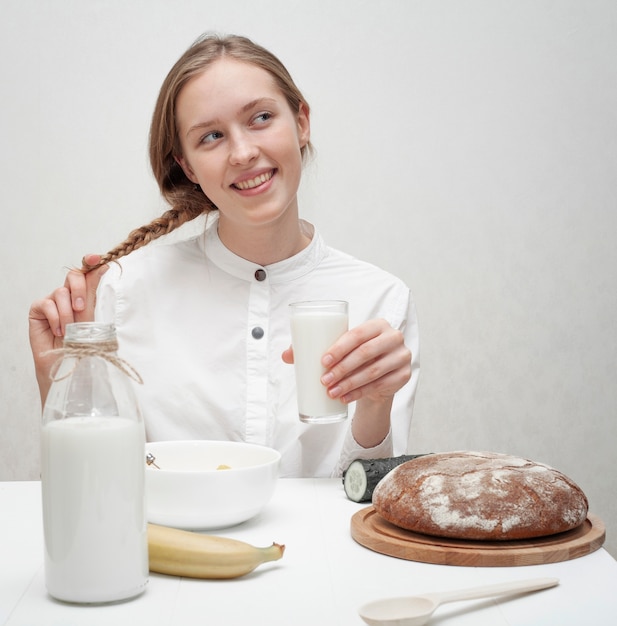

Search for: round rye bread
xmin=372 ymin=451 xmax=589 ymax=540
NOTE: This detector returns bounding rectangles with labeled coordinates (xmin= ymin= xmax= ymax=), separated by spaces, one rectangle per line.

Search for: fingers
xmin=28 ymin=296 xmax=66 ymax=342
xmin=31 ymin=285 xmax=76 ymax=338
xmin=30 ymin=283 xmax=81 ymax=348
xmin=28 ymin=296 xmax=74 ymax=404
xmin=63 ymin=255 xmax=108 ymax=322
xmin=64 ymin=270 xmax=88 ymax=315
xmin=281 ymin=345 xmax=294 ymax=364
xmin=82 ymin=253 xmax=102 ymax=270
xmin=320 ymin=319 xmax=411 ymax=403
xmin=29 ymin=254 xmax=108 ymax=407
xmin=31 ymin=254 xmax=107 ymax=344
xmin=80 ymin=262 xmax=108 ymax=321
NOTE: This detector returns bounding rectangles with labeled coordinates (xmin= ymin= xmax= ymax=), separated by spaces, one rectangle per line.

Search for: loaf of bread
xmin=372 ymin=451 xmax=588 ymax=540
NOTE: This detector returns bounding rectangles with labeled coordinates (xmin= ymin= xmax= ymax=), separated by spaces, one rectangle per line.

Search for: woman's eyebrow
xmin=186 ymin=98 xmax=278 ymax=138
xmin=240 ymin=97 xmax=277 ymax=113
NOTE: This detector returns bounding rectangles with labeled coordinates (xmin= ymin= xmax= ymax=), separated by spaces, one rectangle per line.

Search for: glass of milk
xmin=289 ymin=300 xmax=349 ymax=423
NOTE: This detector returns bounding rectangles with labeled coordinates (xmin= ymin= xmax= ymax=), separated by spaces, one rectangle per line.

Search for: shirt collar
xmin=199 ymin=213 xmax=327 ymax=283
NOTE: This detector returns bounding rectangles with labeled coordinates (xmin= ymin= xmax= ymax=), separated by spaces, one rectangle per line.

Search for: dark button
xmin=254 ymin=268 xmax=267 ymax=281
xmin=251 ymin=326 xmax=265 ymax=339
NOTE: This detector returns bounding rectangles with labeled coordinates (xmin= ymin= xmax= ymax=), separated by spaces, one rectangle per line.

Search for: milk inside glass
xmin=290 ymin=301 xmax=348 ymax=423
xmin=41 ymin=416 xmax=148 ymax=603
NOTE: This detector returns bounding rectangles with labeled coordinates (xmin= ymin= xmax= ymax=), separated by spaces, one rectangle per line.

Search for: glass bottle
xmin=40 ymin=322 xmax=148 ymax=603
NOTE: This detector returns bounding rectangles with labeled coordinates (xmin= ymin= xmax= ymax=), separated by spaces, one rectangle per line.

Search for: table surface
xmin=2 ymin=479 xmax=616 ymax=626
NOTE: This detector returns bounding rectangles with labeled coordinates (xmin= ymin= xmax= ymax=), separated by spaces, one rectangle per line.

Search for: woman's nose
xmin=228 ymin=131 xmax=259 ymax=165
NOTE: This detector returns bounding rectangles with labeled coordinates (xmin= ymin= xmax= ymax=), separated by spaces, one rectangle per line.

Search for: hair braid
xmin=82 ymin=203 xmax=204 ymax=272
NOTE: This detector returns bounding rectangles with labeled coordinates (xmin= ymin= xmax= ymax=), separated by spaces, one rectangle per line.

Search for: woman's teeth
xmin=234 ymin=171 xmax=273 ymax=190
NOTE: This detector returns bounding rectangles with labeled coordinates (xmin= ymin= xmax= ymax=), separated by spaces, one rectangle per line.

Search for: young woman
xmin=28 ymin=33 xmax=420 ymax=477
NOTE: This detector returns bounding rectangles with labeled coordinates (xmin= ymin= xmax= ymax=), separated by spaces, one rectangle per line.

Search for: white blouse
xmin=95 ymin=215 xmax=420 ymax=477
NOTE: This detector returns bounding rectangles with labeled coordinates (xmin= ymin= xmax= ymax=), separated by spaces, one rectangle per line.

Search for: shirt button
xmin=251 ymin=326 xmax=265 ymax=339
xmin=254 ymin=268 xmax=267 ymax=281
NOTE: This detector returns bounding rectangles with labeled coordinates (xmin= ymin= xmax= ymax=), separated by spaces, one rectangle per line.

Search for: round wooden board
xmin=351 ymin=506 xmax=605 ymax=567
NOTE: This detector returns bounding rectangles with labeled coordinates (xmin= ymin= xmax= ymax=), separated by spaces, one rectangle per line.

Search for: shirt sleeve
xmin=332 ymin=425 xmax=394 ymax=477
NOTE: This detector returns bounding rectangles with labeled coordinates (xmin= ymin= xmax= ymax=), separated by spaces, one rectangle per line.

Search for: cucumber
xmin=342 ymin=454 xmax=430 ymax=502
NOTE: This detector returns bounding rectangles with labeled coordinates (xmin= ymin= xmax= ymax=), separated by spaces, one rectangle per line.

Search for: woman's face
xmin=175 ymin=58 xmax=310 ymax=237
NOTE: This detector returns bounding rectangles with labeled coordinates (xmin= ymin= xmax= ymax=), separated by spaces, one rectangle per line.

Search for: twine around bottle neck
xmin=44 ymin=338 xmax=144 ymax=384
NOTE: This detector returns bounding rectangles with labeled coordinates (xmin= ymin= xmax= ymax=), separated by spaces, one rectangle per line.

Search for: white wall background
xmin=1 ymin=0 xmax=615 ymax=557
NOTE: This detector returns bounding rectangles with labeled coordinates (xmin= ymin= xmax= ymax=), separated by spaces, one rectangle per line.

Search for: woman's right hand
xmin=28 ymin=254 xmax=108 ymax=406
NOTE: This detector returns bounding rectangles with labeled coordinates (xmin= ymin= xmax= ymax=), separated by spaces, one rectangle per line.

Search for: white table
xmin=1 ymin=479 xmax=616 ymax=625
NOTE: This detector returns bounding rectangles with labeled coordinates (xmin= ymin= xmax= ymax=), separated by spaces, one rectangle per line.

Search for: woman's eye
xmin=201 ymin=131 xmax=223 ymax=144
xmin=253 ymin=112 xmax=272 ymax=125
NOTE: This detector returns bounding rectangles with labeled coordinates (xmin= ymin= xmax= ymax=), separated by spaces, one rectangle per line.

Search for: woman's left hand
xmin=282 ymin=318 xmax=412 ymax=404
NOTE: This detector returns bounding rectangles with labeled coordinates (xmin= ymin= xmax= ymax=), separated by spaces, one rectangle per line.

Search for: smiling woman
xmin=28 ymin=32 xmax=420 ymax=479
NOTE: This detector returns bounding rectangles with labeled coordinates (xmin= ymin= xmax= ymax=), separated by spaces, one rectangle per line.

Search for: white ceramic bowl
xmin=145 ymin=440 xmax=281 ymax=530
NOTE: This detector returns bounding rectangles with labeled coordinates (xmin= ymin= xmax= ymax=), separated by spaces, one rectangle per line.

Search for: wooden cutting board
xmin=351 ymin=506 xmax=605 ymax=567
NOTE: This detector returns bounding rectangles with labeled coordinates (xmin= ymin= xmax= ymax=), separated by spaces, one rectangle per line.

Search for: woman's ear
xmin=174 ymin=154 xmax=199 ymax=184
xmin=297 ymin=102 xmax=310 ymax=149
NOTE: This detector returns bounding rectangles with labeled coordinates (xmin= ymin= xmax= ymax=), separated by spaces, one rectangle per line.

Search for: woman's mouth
xmin=232 ymin=170 xmax=275 ymax=190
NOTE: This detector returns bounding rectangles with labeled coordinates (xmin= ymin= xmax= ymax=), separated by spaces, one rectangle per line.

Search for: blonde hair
xmin=85 ymin=33 xmax=312 ymax=271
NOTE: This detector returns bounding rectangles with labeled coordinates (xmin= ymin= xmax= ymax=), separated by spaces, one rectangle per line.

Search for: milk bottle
xmin=41 ymin=322 xmax=148 ymax=603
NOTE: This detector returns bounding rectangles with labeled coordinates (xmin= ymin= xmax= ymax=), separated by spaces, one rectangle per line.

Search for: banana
xmin=147 ymin=523 xmax=285 ymax=579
